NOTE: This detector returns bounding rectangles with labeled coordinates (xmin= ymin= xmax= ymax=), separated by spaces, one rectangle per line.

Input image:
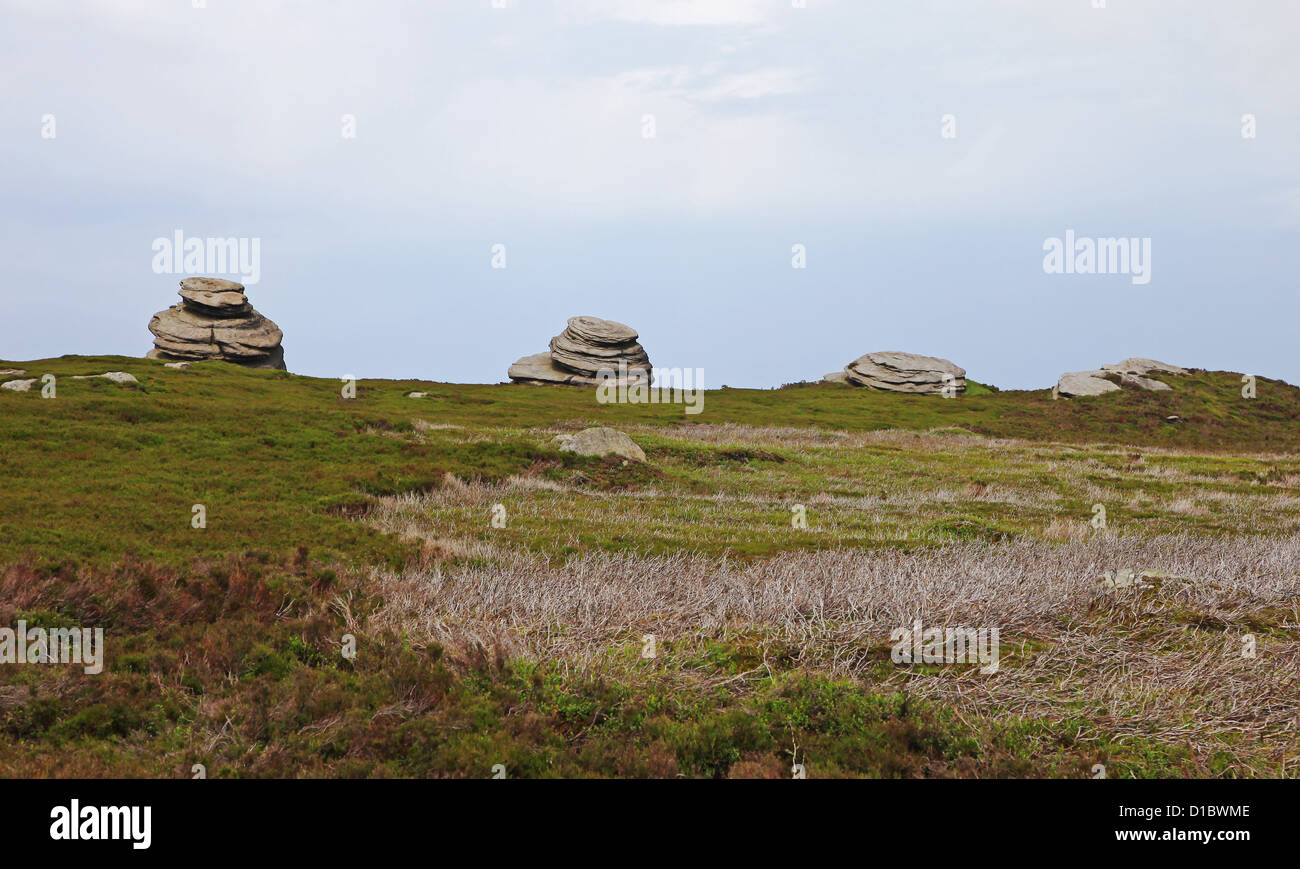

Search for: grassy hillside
xmin=1 ymin=355 xmax=1297 ymax=778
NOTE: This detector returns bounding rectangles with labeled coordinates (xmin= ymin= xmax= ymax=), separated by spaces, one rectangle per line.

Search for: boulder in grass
xmin=553 ymin=427 xmax=646 ymax=463
xmin=1057 ymin=358 xmax=1187 ymax=398
xmin=1101 ymin=358 xmax=1187 ymax=377
xmin=1056 ymin=371 xmax=1121 ymax=398
xmin=841 ymin=351 xmax=966 ymax=394
xmin=72 ymin=372 xmax=139 ymax=384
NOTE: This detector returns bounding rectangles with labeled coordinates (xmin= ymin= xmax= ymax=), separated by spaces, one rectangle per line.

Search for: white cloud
xmin=689 ymin=67 xmax=809 ymax=101
xmin=560 ymin=0 xmax=773 ymax=27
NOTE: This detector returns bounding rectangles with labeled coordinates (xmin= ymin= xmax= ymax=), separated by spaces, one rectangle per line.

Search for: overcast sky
xmin=2 ymin=0 xmax=1296 ymax=388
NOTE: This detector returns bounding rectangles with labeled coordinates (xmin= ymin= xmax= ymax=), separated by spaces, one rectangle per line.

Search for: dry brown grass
xmin=364 ymin=534 xmax=1300 ymax=763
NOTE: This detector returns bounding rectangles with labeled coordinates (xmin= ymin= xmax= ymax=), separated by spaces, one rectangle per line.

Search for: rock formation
xmin=1056 ymin=358 xmax=1186 ymax=398
xmin=553 ymin=427 xmax=646 ymax=463
xmin=147 ymin=278 xmax=285 ymax=370
xmin=509 ymin=316 xmax=650 ymax=386
xmin=827 ymin=351 xmax=966 ymax=395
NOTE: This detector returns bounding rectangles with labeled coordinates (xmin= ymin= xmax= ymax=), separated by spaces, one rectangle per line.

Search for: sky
xmin=1 ymin=0 xmax=1297 ymax=389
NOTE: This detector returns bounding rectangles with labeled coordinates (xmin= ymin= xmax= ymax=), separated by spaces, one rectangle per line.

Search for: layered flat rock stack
xmin=147 ymin=278 xmax=285 ymax=370
xmin=508 ymin=316 xmax=650 ymax=386
xmin=1056 ymin=358 xmax=1187 ymax=398
xmin=827 ymin=351 xmax=966 ymax=394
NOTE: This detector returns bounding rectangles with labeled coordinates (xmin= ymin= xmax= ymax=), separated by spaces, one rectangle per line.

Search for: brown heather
xmin=367 ymin=534 xmax=1300 ymax=768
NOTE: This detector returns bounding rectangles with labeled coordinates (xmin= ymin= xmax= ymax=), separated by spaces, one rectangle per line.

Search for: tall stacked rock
xmin=828 ymin=351 xmax=966 ymax=395
xmin=508 ymin=316 xmax=650 ymax=385
xmin=147 ymin=278 xmax=286 ymax=370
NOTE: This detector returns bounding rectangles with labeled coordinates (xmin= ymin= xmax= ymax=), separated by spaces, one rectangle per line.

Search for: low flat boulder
xmin=72 ymin=371 xmax=139 ymax=383
xmin=1057 ymin=371 xmax=1121 ymax=397
xmin=843 ymin=351 xmax=966 ymax=394
xmin=1 ymin=378 xmax=36 ymax=392
xmin=553 ymin=427 xmax=646 ymax=463
xmin=508 ymin=352 xmax=600 ymax=386
xmin=1101 ymin=358 xmax=1187 ymax=376
xmin=1058 ymin=357 xmax=1187 ymax=397
xmin=1118 ymin=372 xmax=1171 ymax=391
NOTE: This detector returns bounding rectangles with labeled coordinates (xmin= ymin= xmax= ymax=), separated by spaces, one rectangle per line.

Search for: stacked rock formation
xmin=827 ymin=351 xmax=966 ymax=395
xmin=1056 ymin=358 xmax=1186 ymax=398
xmin=509 ymin=316 xmax=650 ymax=385
xmin=147 ymin=278 xmax=285 ymax=370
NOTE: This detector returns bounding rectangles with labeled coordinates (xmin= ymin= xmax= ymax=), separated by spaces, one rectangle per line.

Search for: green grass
xmin=2 ymin=355 xmax=1297 ymax=567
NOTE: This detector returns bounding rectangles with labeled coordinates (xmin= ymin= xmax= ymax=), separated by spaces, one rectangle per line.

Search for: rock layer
xmin=509 ymin=316 xmax=650 ymax=385
xmin=147 ymin=278 xmax=285 ymax=370
xmin=831 ymin=351 xmax=966 ymax=394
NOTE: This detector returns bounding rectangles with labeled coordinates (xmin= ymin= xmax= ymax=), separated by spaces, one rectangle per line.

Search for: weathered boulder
xmin=1101 ymin=358 xmax=1187 ymax=377
xmin=1056 ymin=371 xmax=1121 ymax=397
xmin=839 ymin=351 xmax=966 ymax=394
xmin=1 ymin=378 xmax=36 ymax=392
xmin=1057 ymin=358 xmax=1186 ymax=397
xmin=552 ymin=427 xmax=646 ymax=463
